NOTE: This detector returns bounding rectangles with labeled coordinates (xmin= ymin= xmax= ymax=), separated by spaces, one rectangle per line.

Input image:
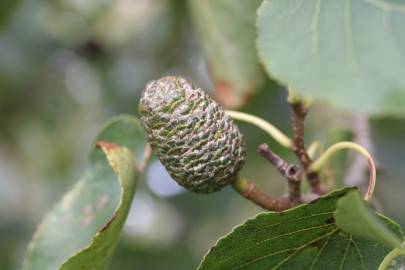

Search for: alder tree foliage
xmin=22 ymin=0 xmax=405 ymax=269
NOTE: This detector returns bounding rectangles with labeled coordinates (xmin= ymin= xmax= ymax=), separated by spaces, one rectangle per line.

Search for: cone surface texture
xmin=139 ymin=76 xmax=246 ymax=193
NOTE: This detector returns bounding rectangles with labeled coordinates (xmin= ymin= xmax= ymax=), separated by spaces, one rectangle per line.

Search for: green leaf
xmin=90 ymin=114 xmax=148 ymax=165
xmin=188 ymin=0 xmax=264 ymax=108
xmin=23 ymin=115 xmax=147 ymax=270
xmin=198 ymin=187 xmax=403 ymax=270
xmin=257 ymin=0 xmax=405 ymax=115
xmin=334 ymin=189 xmax=403 ymax=249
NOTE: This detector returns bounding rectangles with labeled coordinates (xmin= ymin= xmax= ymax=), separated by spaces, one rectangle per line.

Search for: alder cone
xmin=139 ymin=76 xmax=246 ymax=193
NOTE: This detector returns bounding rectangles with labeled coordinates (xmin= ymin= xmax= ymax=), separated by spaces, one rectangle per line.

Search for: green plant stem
xmin=378 ymin=246 xmax=405 ymax=270
xmin=311 ymin=141 xmax=376 ymax=201
xmin=225 ymin=110 xmax=292 ymax=148
xmin=232 ymin=177 xmax=295 ymax=211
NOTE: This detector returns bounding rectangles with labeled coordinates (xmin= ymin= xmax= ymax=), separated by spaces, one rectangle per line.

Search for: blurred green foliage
xmin=0 ymin=0 xmax=404 ymax=269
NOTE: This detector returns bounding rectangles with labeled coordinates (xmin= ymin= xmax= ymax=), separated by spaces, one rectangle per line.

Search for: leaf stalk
xmin=311 ymin=141 xmax=376 ymax=201
xmin=225 ymin=110 xmax=292 ymax=149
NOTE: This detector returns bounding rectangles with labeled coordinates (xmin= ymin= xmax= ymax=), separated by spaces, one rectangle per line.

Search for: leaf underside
xmin=23 ymin=115 xmax=146 ymax=270
xmin=257 ymin=0 xmax=405 ymax=115
xmin=199 ymin=187 xmax=403 ymax=270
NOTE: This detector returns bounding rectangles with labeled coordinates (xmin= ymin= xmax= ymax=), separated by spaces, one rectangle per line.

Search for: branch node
xmin=286 ymin=164 xmax=301 ymax=182
xmin=258 ymin=143 xmax=302 ymax=203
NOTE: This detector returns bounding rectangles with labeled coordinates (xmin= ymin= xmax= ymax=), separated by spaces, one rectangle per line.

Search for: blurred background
xmin=1 ymin=0 xmax=404 ymax=269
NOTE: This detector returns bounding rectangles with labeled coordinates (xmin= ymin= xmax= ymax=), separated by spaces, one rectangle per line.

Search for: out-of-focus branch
xmin=344 ymin=114 xmax=375 ymax=190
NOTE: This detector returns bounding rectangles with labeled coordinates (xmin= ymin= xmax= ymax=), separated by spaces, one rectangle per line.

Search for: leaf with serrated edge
xmin=198 ymin=187 xmax=403 ymax=270
xmin=188 ymin=0 xmax=264 ymax=108
xmin=23 ymin=115 xmax=146 ymax=270
xmin=257 ymin=0 xmax=405 ymax=115
xmin=334 ymin=189 xmax=403 ymax=249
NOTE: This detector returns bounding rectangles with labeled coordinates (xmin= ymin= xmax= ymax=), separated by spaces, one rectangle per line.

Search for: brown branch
xmin=290 ymin=101 xmax=323 ymax=194
xmin=232 ymin=177 xmax=296 ymax=211
xmin=258 ymin=143 xmax=302 ymax=204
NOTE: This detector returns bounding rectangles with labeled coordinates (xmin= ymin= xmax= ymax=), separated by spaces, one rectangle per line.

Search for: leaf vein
xmin=344 ymin=0 xmax=359 ymax=73
xmin=261 ymin=224 xmax=335 ymax=245
xmin=351 ymin=238 xmax=366 ymax=270
xmin=231 ymin=228 xmax=339 ymax=270
xmin=362 ymin=0 xmax=405 ymax=13
xmin=383 ymin=9 xmax=405 ymax=66
xmin=213 ymin=212 xmax=336 ymax=267
xmin=309 ymin=229 xmax=336 ymax=269
xmin=252 ymin=211 xmax=334 ymax=234
xmin=311 ymin=0 xmax=322 ymax=54
xmin=338 ymin=234 xmax=352 ymax=270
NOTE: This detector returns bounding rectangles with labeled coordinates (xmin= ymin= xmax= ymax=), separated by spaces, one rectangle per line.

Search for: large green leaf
xmin=198 ymin=187 xmax=403 ymax=270
xmin=257 ymin=0 xmax=405 ymax=115
xmin=23 ymin=115 xmax=147 ymax=270
xmin=188 ymin=0 xmax=264 ymax=108
xmin=334 ymin=190 xmax=403 ymax=249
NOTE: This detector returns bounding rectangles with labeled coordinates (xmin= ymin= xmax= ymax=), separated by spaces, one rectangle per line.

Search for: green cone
xmin=139 ymin=76 xmax=246 ymax=193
